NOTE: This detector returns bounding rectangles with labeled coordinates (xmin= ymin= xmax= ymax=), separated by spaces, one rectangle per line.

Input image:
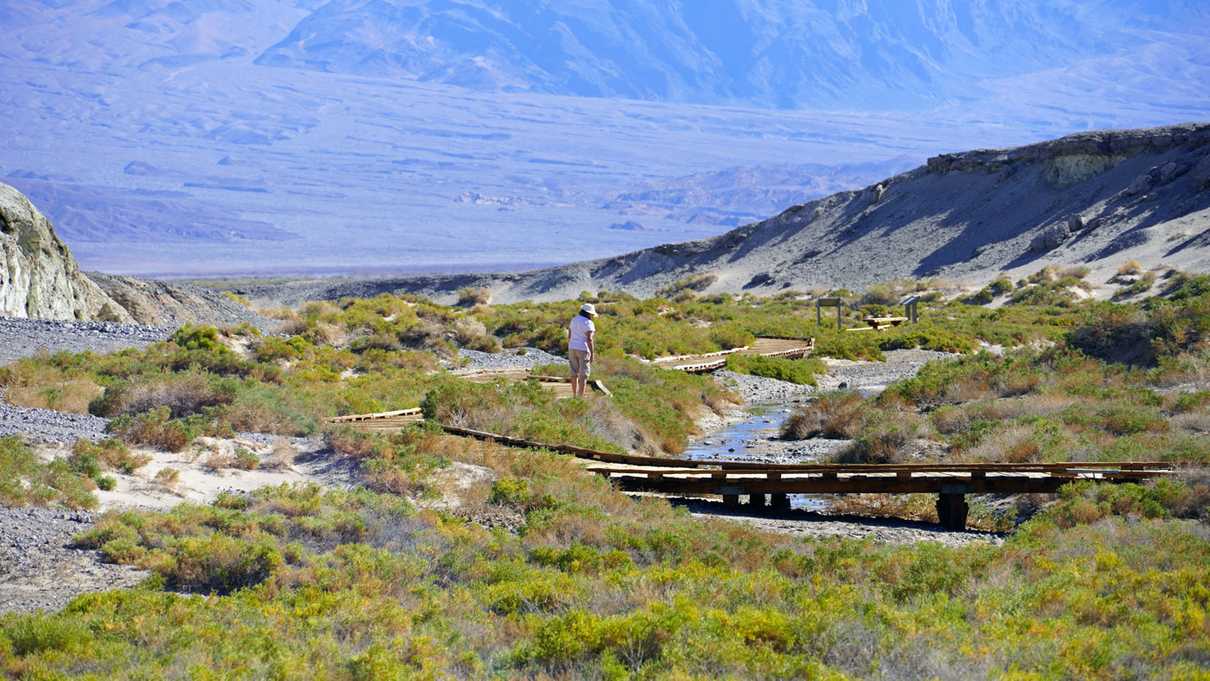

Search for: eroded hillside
xmin=276 ymin=123 xmax=1210 ymax=304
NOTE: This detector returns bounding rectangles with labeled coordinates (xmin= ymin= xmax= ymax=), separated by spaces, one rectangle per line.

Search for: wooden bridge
xmin=651 ymin=336 xmax=815 ymax=373
xmin=582 ymin=459 xmax=1175 ymax=530
xmin=326 ymin=416 xmax=1177 ymax=531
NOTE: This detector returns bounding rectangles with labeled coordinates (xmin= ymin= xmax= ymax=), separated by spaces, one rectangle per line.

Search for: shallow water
xmin=684 ymin=404 xmax=786 ymax=460
xmin=685 ymin=404 xmax=827 ymax=511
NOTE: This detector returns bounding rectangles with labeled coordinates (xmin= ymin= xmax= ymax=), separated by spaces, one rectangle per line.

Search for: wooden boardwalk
xmin=324 ymin=418 xmax=1178 ymax=530
xmin=451 ymin=369 xmax=611 ymax=399
xmin=652 ymin=336 xmax=815 ymax=373
xmin=585 ymin=460 xmax=1175 ymax=529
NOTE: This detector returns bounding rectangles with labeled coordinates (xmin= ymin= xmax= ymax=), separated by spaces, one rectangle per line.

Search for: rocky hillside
xmin=255 ymin=122 xmax=1210 ymax=303
xmin=0 ymin=183 xmax=129 ymax=322
xmin=0 ymin=183 xmax=270 ymax=327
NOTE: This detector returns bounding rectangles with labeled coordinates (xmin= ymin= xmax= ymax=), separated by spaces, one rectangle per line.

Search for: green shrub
xmin=71 ymin=438 xmax=148 ymax=474
xmin=781 ymin=391 xmax=864 ymax=439
xmin=0 ymin=436 xmax=97 ymax=510
xmin=725 ymin=354 xmax=824 ymax=385
xmin=1045 ymin=478 xmax=1209 ymax=527
xmin=833 ymin=410 xmax=922 ymax=464
xmin=165 ymin=534 xmax=284 ymax=594
xmin=5 ymin=615 xmax=90 ymax=656
xmin=109 ymin=407 xmax=207 ymax=452
xmin=963 ymin=277 xmax=1013 ymax=305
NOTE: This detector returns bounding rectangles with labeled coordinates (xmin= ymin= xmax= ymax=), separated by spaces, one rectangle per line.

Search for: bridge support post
xmin=936 ymin=493 xmax=969 ymax=531
xmin=747 ymin=493 xmax=767 ymax=508
xmin=771 ymin=493 xmax=790 ymax=511
xmin=723 ymin=494 xmax=739 ymax=508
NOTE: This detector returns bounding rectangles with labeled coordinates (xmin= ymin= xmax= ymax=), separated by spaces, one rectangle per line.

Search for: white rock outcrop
xmin=0 ymin=183 xmax=129 ymax=321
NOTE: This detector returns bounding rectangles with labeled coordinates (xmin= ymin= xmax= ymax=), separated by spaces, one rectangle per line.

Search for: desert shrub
xmin=1008 ymin=283 xmax=1079 ymax=307
xmin=781 ymin=391 xmax=864 ymax=439
xmin=233 ymin=447 xmax=260 ymax=470
xmin=0 ymin=358 xmax=102 ymax=414
xmin=860 ymin=282 xmax=900 ymax=306
xmin=961 ymin=424 xmax=1053 ymax=463
xmin=90 ymin=372 xmax=235 ymax=418
xmin=0 ymin=436 xmax=96 ymax=510
xmin=833 ymin=410 xmax=922 ymax=464
xmin=725 ymin=354 xmax=824 ymax=385
xmin=656 ymin=274 xmax=717 ymax=298
xmin=154 ymin=467 xmax=180 ymax=488
xmin=452 ymin=317 xmax=502 ymax=352
xmin=1158 ymin=272 xmax=1210 ymax=301
xmin=1171 ymin=391 xmax=1210 ymax=414
xmin=1060 ymin=265 xmax=1090 ymax=280
xmin=4 ymin=615 xmax=91 ymax=657
xmin=456 ymin=287 xmax=492 ymax=307
xmin=1118 ymin=260 xmax=1144 ymax=276
xmin=398 ymin=319 xmax=452 ymax=354
xmin=327 ymin=428 xmax=448 ymax=495
xmin=709 ymin=322 xmax=756 ymax=350
xmin=161 ymin=533 xmax=284 ymax=595
xmin=812 ymin=329 xmax=884 ymax=361
xmin=215 ymin=382 xmax=320 ymax=436
xmin=349 ymin=333 xmax=402 ymax=353
xmin=421 ymin=379 xmax=619 ymax=451
xmin=109 ymin=407 xmax=210 ymax=452
xmin=597 ymin=356 xmax=736 ymax=453
xmin=963 ymin=277 xmax=1013 ymax=305
xmin=1112 ymin=271 xmax=1156 ymax=300
xmin=1067 ymin=304 xmax=1156 ymax=365
xmin=877 ymin=324 xmax=977 ymax=353
xmin=71 ymin=438 xmax=149 ymax=475
xmin=1046 ymin=477 xmax=1210 ymax=528
xmin=254 ymin=335 xmax=311 ymax=362
xmin=1094 ymin=403 xmax=1169 ymax=436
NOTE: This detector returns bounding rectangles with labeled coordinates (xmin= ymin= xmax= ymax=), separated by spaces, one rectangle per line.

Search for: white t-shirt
xmin=569 ymin=315 xmax=595 ymax=352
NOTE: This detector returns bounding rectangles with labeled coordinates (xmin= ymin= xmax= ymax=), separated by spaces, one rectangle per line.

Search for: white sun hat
xmin=580 ymin=303 xmax=597 ymax=316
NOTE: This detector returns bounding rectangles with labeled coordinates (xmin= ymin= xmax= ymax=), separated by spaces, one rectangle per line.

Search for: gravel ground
xmin=714 ymin=370 xmax=817 ymax=404
xmin=0 ymin=506 xmax=147 ymax=614
xmin=676 ymin=500 xmax=1003 ymax=547
xmin=816 ymin=349 xmax=957 ymax=393
xmin=0 ymin=316 xmax=169 ymax=366
xmin=712 ymin=350 xmax=956 ymax=405
xmin=455 ymin=347 xmax=567 ymax=373
xmin=0 ymin=403 xmax=110 ymax=443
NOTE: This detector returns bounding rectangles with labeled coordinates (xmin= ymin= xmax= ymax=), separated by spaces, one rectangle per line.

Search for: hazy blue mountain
xmin=255 ymin=0 xmax=1210 ymax=108
xmin=0 ymin=1 xmax=1207 ymax=276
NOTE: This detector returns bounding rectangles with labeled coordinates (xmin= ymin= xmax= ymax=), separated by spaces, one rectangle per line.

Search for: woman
xmin=568 ymin=303 xmax=597 ymax=398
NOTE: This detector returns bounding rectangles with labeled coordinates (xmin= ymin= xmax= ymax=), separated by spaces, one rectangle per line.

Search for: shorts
xmin=569 ymin=350 xmax=591 ymax=378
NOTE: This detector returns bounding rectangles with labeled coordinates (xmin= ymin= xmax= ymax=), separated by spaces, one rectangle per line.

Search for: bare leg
xmin=574 ymin=374 xmax=587 ymax=397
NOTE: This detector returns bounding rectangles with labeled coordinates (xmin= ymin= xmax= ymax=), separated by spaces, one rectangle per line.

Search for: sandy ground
xmin=35 ymin=435 xmax=353 ymax=512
